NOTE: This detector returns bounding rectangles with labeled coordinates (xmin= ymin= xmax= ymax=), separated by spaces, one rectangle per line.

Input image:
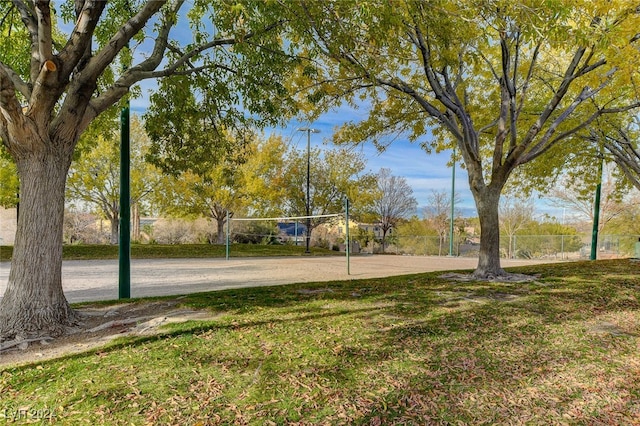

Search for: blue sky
xmin=273 ymin=106 xmax=575 ymax=220
xmin=117 ymin=6 xmax=477 ymax=219
xmin=275 ymin=109 xmax=476 ymax=217
xmin=50 ymin=0 xmax=609 ymax=223
xmin=131 ymin=88 xmax=574 ymax=221
xmin=129 ymin=81 xmax=477 ymax=217
xmin=269 ymin=102 xmax=581 ymax=221
xmin=121 ymin=12 xmax=577 ymax=222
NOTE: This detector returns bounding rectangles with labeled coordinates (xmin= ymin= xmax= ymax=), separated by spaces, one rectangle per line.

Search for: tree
xmin=604 ymin=192 xmax=640 ymax=235
xmin=129 ymin=116 xmax=164 ymax=240
xmin=144 ymin=78 xmax=259 ymax=245
xmin=283 ymin=1 xmax=640 ymax=278
xmin=152 ymin=133 xmax=289 ymax=244
xmin=63 ymin=208 xmax=103 ymax=244
xmin=601 ymin=117 xmax=640 ymax=192
xmin=282 ymin=146 xmax=375 ymax=242
xmin=67 ymin=132 xmax=121 ymax=244
xmin=155 ymin=160 xmax=248 ymax=245
xmin=372 ymin=168 xmax=417 ymax=252
xmin=232 ymin=134 xmax=290 ymax=217
xmin=66 ymin=115 xmax=161 ymax=244
xmin=395 ymin=215 xmax=438 ymax=256
xmin=499 ymin=197 xmax=535 ymax=259
xmin=549 ymin=167 xmax=629 ymax=233
xmin=423 ymin=189 xmax=461 ymax=256
xmin=0 ymin=0 xmax=297 ymax=338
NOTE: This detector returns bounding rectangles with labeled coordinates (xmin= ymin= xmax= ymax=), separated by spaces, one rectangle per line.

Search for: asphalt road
xmin=0 ymin=255 xmax=545 ymax=303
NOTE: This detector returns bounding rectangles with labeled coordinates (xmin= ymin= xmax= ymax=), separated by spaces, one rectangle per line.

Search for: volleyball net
xmin=230 ymin=213 xmax=342 ymax=244
xmin=224 ymin=206 xmax=353 ymax=274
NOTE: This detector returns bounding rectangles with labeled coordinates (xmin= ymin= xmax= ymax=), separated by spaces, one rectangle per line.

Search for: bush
xmin=151 ymin=218 xmax=210 ymax=244
xmin=232 ymin=221 xmax=279 ymax=244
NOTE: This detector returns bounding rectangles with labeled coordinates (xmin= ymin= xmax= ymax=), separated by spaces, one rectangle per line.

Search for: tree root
xmin=440 ymin=271 xmax=539 ymax=283
xmin=0 ymin=336 xmax=53 ymax=352
xmin=0 ymin=306 xmax=80 ymax=341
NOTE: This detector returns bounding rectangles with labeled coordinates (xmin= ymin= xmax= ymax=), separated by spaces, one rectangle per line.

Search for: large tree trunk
xmin=381 ymin=229 xmax=387 ymax=253
xmin=216 ymin=217 xmax=226 ymax=245
xmin=0 ymin=151 xmax=78 ymax=339
xmin=110 ymin=214 xmax=120 ymax=245
xmin=472 ymin=187 xmax=506 ymax=278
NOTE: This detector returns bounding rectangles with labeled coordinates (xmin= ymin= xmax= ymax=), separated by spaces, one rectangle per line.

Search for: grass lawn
xmin=0 ymin=243 xmax=339 ymax=261
xmin=1 ymin=259 xmax=640 ymax=424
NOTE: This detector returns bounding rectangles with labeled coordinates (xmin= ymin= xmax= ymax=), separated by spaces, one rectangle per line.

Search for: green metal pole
xmin=590 ymin=155 xmax=604 ymax=260
xmin=305 ymin=129 xmax=311 ymax=254
xmin=449 ymin=147 xmax=456 ymax=256
xmin=345 ymin=198 xmax=350 ymax=275
xmin=119 ymin=102 xmax=131 ymax=299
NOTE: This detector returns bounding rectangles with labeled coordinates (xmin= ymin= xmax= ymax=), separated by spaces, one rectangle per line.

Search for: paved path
xmin=0 ymin=255 xmax=546 ymax=303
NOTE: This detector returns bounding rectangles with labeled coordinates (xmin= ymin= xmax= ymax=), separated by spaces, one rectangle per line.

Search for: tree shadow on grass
xmin=5 ymin=260 xmax=640 ymax=424
xmin=51 ymin=259 xmax=638 ymax=373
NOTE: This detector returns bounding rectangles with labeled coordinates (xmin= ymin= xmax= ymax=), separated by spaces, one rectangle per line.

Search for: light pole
xmin=298 ymin=127 xmax=320 ymax=253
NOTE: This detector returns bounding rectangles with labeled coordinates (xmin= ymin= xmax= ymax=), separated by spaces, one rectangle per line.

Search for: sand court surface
xmin=1 ymin=255 xmax=546 ymax=303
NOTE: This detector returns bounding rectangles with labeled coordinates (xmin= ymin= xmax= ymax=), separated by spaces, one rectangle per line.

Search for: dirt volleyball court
xmin=0 ymin=255 xmax=549 ymax=367
xmin=2 ymin=255 xmax=548 ymax=303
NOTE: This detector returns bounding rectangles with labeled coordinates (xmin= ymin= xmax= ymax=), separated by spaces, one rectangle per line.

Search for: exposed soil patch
xmin=439 ymin=272 xmax=540 ymax=283
xmin=435 ymin=290 xmax=523 ymax=307
xmin=0 ymin=299 xmax=216 ymax=369
xmin=588 ymin=321 xmax=637 ymax=337
xmin=296 ymin=288 xmax=335 ymax=295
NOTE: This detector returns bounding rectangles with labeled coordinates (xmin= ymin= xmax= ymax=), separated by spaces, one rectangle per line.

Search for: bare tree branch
xmin=0 ymin=66 xmax=43 ymax=154
xmin=603 ymin=126 xmax=640 ymax=191
xmin=520 ymin=47 xmax=606 ymax=149
xmin=62 ymin=0 xmax=167 ymax=133
xmin=0 ymin=61 xmax=31 ymax=99
xmin=60 ymin=0 xmax=139 ymax=80
xmin=11 ymin=0 xmax=39 ymax=83
xmin=34 ymin=0 xmax=53 ymax=61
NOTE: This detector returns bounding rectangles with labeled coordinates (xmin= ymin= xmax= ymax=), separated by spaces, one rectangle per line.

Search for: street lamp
xmin=298 ymin=127 xmax=320 ymax=253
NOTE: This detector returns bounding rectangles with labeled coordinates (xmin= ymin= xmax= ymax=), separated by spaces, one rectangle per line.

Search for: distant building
xmin=357 ymin=223 xmax=393 ymax=240
xmin=277 ymin=222 xmax=306 ymax=244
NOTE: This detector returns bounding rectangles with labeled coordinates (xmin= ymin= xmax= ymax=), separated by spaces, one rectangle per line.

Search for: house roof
xmin=277 ymin=222 xmax=307 ymax=236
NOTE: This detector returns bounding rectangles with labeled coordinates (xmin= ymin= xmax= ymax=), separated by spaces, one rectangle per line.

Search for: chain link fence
xmin=374 ymin=234 xmax=640 ymax=260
